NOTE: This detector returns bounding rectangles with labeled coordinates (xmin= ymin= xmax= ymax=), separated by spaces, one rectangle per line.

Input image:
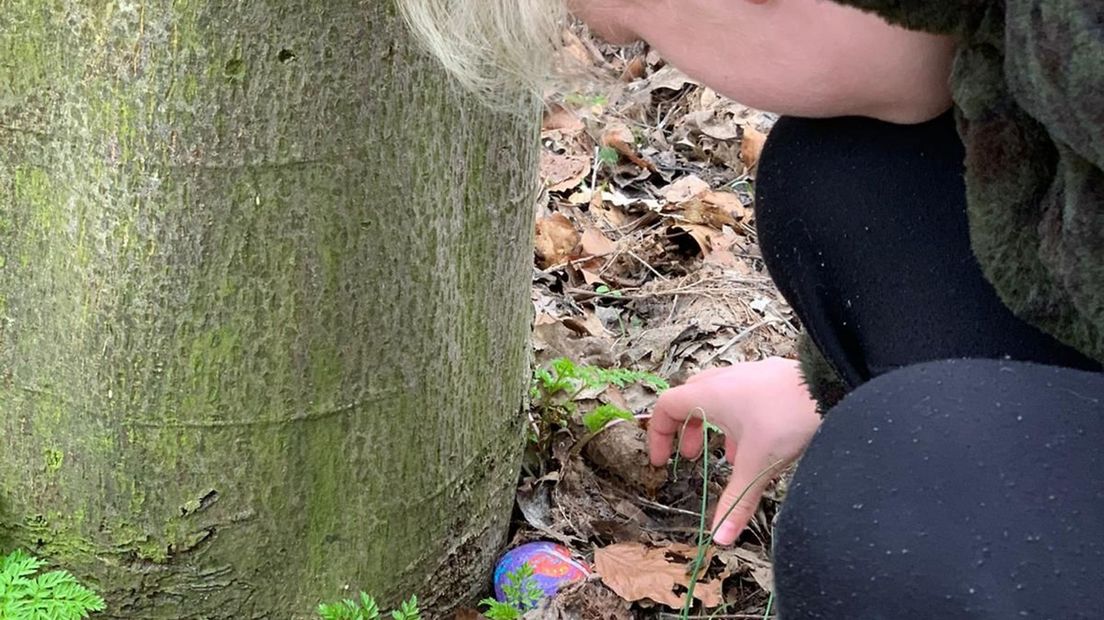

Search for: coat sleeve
xmin=1005 ymin=0 xmax=1104 ymax=172
xmin=829 ymin=0 xmax=982 ymax=34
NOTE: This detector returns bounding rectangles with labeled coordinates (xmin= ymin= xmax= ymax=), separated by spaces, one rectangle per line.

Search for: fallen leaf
xmin=717 ymin=546 xmax=775 ymax=594
xmin=450 ymin=609 xmax=487 ymax=620
xmin=661 ymin=175 xmax=710 ymax=204
xmin=670 ymin=224 xmax=716 ymax=255
xmin=535 ymin=213 xmax=580 ymax=268
xmin=562 ymin=311 xmax=606 ymax=336
xmin=579 ymin=227 xmax=617 ymax=257
xmin=579 ymin=269 xmax=605 ymax=286
xmin=591 ymin=203 xmax=630 ymax=227
xmin=601 ymin=123 xmax=635 ymax=147
xmin=619 ymin=54 xmax=647 ymax=82
xmin=702 ymin=190 xmax=749 ymax=222
xmin=682 ymin=109 xmax=740 ymax=141
xmin=681 ymin=199 xmax=738 ymax=230
xmin=567 ymin=188 xmax=593 ymax=205
xmin=559 ymin=28 xmax=594 ymax=67
xmin=645 ymin=65 xmax=699 ymax=94
xmin=739 ymin=125 xmax=768 ymax=169
xmin=543 ymin=103 xmax=585 ymax=133
xmin=602 ymin=123 xmax=656 ymax=172
xmin=522 ymin=579 xmax=633 ymax=619
xmin=595 ymin=542 xmax=723 ymax=608
xmin=541 ymin=152 xmax=591 ymax=193
xmin=702 ymin=226 xmax=742 ymax=267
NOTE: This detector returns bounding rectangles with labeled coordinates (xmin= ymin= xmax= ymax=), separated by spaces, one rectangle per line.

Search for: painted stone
xmin=493 ymin=541 xmax=590 ymax=602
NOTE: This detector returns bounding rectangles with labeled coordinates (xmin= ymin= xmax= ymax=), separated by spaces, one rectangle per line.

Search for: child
xmin=400 ymin=1 xmax=1104 ymax=616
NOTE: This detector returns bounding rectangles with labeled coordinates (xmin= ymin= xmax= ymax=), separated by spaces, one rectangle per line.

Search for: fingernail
xmin=713 ymin=522 xmax=738 ymax=546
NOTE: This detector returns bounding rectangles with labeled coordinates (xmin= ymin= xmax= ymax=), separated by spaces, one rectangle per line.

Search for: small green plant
xmin=671 ymin=412 xmax=783 ymax=620
xmin=318 ymin=593 xmax=420 ymax=620
xmin=593 ymin=284 xmax=623 ymax=297
xmin=390 ymin=596 xmax=421 ymax=620
xmin=318 ymin=592 xmax=380 ymax=620
xmin=582 ymin=403 xmax=635 ymax=433
xmin=480 ymin=564 xmax=545 ymax=619
xmin=0 ymin=549 xmax=106 ymax=619
xmin=563 ymin=92 xmax=609 ymax=108
xmin=597 ymin=146 xmax=620 ymax=166
xmin=529 ymin=357 xmax=668 ymax=447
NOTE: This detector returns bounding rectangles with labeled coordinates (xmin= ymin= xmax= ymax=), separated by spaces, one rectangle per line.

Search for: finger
xmin=678 ymin=419 xmax=705 ymax=460
xmin=647 ymin=385 xmax=710 ymax=466
xmin=724 ymin=437 xmax=738 ymax=465
xmin=711 ymin=455 xmax=778 ymax=546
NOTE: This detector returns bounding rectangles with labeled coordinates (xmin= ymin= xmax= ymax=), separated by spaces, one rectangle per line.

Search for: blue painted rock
xmin=493 ymin=541 xmax=590 ymax=602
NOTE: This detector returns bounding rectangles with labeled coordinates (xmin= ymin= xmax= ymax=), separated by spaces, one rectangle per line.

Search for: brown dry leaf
xmin=644 ymin=65 xmax=699 ymax=94
xmin=541 ymin=152 xmax=591 ymax=193
xmin=702 ymin=190 xmax=749 ymax=222
xmin=620 ymin=54 xmax=647 ymax=82
xmin=523 ymin=579 xmax=633 ymax=620
xmin=534 ymin=312 xmax=559 ymax=327
xmin=740 ymin=125 xmax=768 ymax=169
xmin=594 ymin=542 xmax=724 ymax=608
xmin=601 ymin=122 xmax=635 ymax=147
xmin=702 ymin=226 xmax=742 ymax=267
xmin=591 ymin=203 xmax=631 ymax=228
xmin=562 ymin=311 xmax=606 ymax=337
xmin=661 ymin=175 xmax=710 ymax=204
xmin=450 ymin=609 xmax=488 ymax=620
xmin=671 ymin=223 xmax=716 ymax=255
xmin=681 ymin=199 xmax=738 ymax=230
xmin=602 ymin=123 xmax=656 ymax=172
xmin=543 ymin=103 xmax=585 ymax=133
xmin=559 ymin=28 xmax=594 ymax=67
xmin=579 ymin=227 xmax=617 ymax=257
xmin=580 ymin=268 xmax=605 ymax=286
xmin=717 ymin=546 xmax=775 ymax=594
xmin=682 ymin=109 xmax=741 ymax=141
xmin=535 ymin=213 xmax=580 ymax=268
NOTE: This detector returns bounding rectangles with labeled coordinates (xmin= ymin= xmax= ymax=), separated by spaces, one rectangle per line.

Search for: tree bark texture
xmin=0 ymin=1 xmax=538 ymax=617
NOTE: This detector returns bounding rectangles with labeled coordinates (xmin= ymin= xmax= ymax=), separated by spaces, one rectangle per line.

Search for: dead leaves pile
xmin=482 ymin=23 xmax=803 ymax=620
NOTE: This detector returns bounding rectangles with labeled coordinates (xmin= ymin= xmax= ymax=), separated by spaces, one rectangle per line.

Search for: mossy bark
xmin=0 ymin=1 xmax=538 ymax=617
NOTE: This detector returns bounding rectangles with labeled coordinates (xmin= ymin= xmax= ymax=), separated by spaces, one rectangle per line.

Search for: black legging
xmin=755 ymin=113 xmax=1104 ymax=619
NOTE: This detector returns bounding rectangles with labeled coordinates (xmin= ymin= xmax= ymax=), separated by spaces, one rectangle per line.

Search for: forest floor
xmin=465 ymin=25 xmax=798 ymax=620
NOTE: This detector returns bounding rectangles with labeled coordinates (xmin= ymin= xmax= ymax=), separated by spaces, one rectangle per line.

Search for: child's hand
xmin=648 ymin=357 xmax=822 ymax=545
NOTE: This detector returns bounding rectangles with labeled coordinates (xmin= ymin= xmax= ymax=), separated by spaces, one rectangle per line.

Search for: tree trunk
xmin=0 ymin=1 xmax=537 ymax=617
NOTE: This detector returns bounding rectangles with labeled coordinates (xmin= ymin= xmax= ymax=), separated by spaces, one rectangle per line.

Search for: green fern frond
xmin=390 ymin=595 xmax=420 ymax=620
xmin=582 ymin=404 xmax=635 ymax=433
xmin=480 ymin=563 xmax=545 ymax=619
xmin=1 ymin=549 xmax=43 ymax=582
xmin=0 ymin=550 xmax=105 ymax=620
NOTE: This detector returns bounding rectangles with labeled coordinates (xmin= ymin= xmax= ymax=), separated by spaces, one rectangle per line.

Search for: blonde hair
xmin=396 ymin=0 xmax=570 ymax=104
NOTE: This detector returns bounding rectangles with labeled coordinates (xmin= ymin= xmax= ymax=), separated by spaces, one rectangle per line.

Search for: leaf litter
xmin=510 ymin=21 xmax=798 ymax=620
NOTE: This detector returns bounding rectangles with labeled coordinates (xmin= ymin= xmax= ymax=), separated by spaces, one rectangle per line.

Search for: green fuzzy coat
xmin=802 ymin=0 xmax=1104 ymax=410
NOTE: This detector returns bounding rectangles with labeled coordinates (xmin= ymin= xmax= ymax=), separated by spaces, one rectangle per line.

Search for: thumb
xmin=710 ymin=456 xmax=778 ymax=546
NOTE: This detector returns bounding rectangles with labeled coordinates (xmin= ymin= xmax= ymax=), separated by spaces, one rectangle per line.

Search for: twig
xmin=590 ymin=145 xmax=601 ymax=192
xmin=627 ymin=249 xmax=668 ymax=280
xmin=632 ymin=497 xmax=703 ymax=518
xmin=541 ymin=251 xmax=616 ymax=274
xmin=697 ymin=319 xmax=776 ymax=367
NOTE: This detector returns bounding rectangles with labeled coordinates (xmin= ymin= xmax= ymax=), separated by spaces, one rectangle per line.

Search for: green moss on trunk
xmin=0 ymin=1 xmax=538 ymax=617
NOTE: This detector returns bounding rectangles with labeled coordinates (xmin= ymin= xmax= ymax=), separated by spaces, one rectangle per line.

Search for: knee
xmin=772 ymin=359 xmax=1104 ymax=617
